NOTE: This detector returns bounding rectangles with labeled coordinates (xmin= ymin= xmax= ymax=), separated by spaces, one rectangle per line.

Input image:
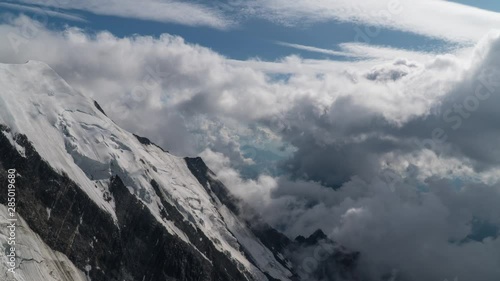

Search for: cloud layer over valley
xmin=1 ymin=6 xmax=500 ymax=280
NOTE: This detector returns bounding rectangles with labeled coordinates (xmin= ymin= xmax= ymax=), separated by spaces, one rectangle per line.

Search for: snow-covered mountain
xmin=0 ymin=61 xmax=357 ymax=281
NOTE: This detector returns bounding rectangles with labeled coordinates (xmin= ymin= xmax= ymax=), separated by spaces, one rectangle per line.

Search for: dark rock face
xmin=184 ymin=157 xmax=361 ymax=281
xmin=185 ymin=157 xmax=293 ymax=269
xmin=133 ymin=134 xmax=153 ymax=146
xmin=93 ymin=100 xmax=107 ymax=117
xmin=0 ymin=126 xmax=248 ymax=281
xmin=133 ymin=133 xmax=169 ymax=152
xmin=295 ymin=229 xmax=328 ymax=246
xmin=0 ymin=125 xmax=360 ymax=281
xmin=184 ymin=157 xmax=240 ymax=213
xmin=149 ymin=179 xmax=253 ymax=281
xmin=184 ymin=157 xmax=292 ymax=253
xmin=0 ymin=125 xmax=121 ymax=280
xmin=289 ymin=230 xmax=360 ymax=281
xmin=110 ymin=176 xmax=248 ymax=281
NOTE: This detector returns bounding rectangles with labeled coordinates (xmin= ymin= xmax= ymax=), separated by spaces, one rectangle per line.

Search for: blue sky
xmin=2 ymin=0 xmax=500 ymax=178
xmin=451 ymin=0 xmax=500 ymax=11
xmin=2 ymin=2 xmax=500 ymax=278
xmin=1 ymin=0 xmax=497 ymax=61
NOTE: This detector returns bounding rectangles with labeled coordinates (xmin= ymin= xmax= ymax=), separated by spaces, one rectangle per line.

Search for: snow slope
xmin=0 ymin=61 xmax=292 ymax=280
xmin=0 ymin=205 xmax=88 ymax=281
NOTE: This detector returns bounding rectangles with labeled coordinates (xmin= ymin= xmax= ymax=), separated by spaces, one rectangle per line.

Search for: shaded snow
xmin=0 ymin=204 xmax=88 ymax=281
xmin=0 ymin=61 xmax=292 ymax=280
xmin=220 ymin=206 xmax=293 ymax=280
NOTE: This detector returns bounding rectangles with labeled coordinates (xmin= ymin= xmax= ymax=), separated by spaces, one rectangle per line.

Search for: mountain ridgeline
xmin=0 ymin=61 xmax=358 ymax=281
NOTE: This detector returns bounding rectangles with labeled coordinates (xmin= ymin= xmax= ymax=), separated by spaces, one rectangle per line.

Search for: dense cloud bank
xmin=1 ymin=16 xmax=500 ymax=280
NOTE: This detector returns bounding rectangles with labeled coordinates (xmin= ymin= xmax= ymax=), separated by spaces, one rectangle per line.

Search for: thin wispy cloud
xmin=0 ymin=2 xmax=87 ymax=22
xmin=12 ymin=0 xmax=500 ymax=41
xmin=1 ymin=1 xmax=500 ymax=278
xmin=275 ymin=41 xmax=360 ymax=58
xmin=339 ymin=42 xmax=437 ymax=61
xmin=275 ymin=41 xmax=437 ymax=62
xmin=15 ymin=0 xmax=232 ymax=29
xmin=243 ymin=0 xmax=500 ymax=43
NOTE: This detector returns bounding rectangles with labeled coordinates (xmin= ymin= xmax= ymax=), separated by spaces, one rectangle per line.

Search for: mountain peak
xmin=295 ymin=229 xmax=327 ymax=245
xmin=0 ymin=61 xmax=294 ymax=281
